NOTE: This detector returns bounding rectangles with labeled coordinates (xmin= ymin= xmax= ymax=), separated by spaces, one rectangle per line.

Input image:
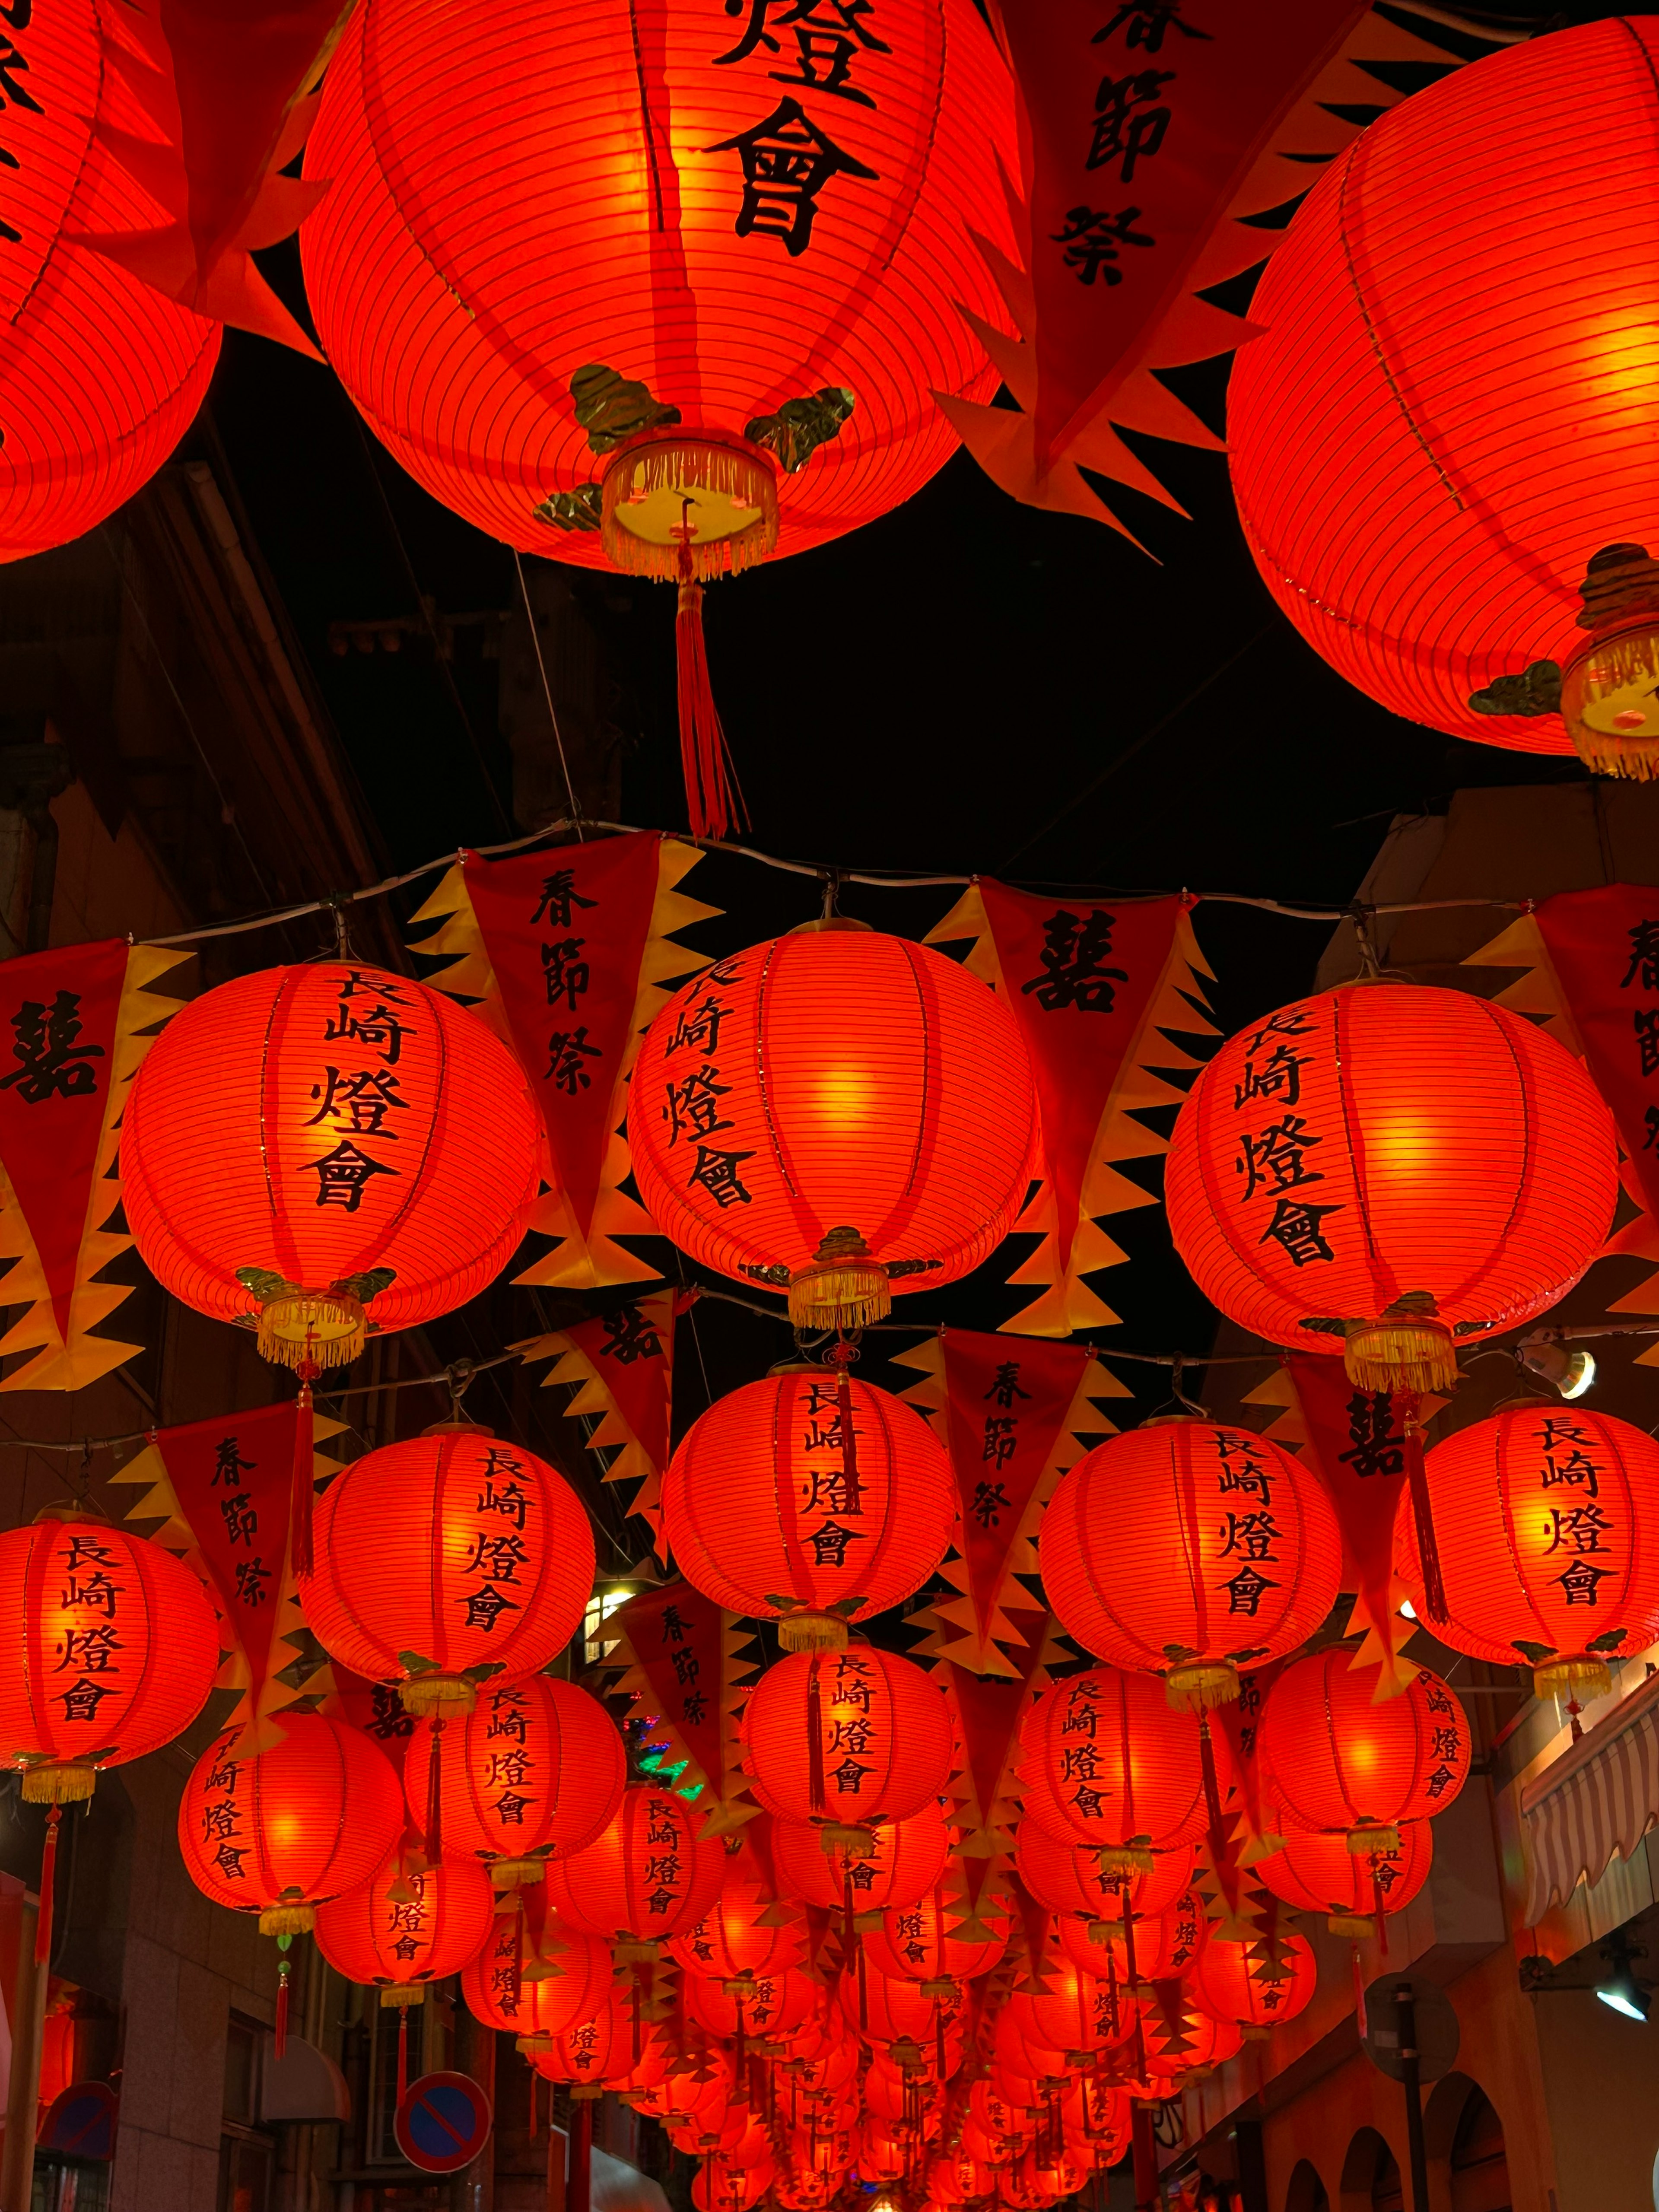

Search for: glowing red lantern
xmin=528 ymin=1991 xmax=636 ymax=2085
xmin=543 ymin=1782 xmax=724 ymax=1951
xmin=668 ymin=1864 xmax=805 ymax=1985
xmin=930 ymin=2152 xmax=1001 ymax=2204
xmin=0 ymin=1511 xmax=219 ymax=1805
xmin=663 ymin=1363 xmax=956 ymax=1650
xmin=1017 ymin=1669 xmax=1220 ymax=1867
xmin=315 ymin=1847 xmax=495 ymax=1997
xmin=686 ymin=1963 xmax=820 ymax=2042
xmin=964 ymin=2079 xmax=1036 ymax=2160
xmin=693 ymin=2156 xmax=774 ymax=2212
xmin=303 ymin=1430 xmax=595 ymax=1713
xmin=1006 ymin=1953 xmax=1131 ymax=2062
xmin=633 ymin=930 xmax=1037 ymax=1330
xmin=178 ymin=1716 xmax=403 ymax=1932
xmin=633 ymin=2054 xmax=735 ymax=2133
xmin=1040 ymin=1418 xmax=1341 ymax=1709
xmin=121 ymin=962 xmax=540 ymax=1370
xmin=1014 ymin=1827 xmax=1196 ymax=1925
xmin=1165 ymin=982 xmax=1616 ymax=1391
xmin=856 ymin=2122 xmax=915 ymax=2183
xmin=1055 ymin=1885 xmax=1205 ymax=1987
xmin=843 ymin=1967 xmax=964 ymax=2051
xmin=1401 ymin=1402 xmax=1659 ymax=1698
xmin=0 ymin=0 xmax=220 ymax=561
xmin=772 ymin=1800 xmax=950 ymax=1913
xmin=1257 ymin=1650 xmax=1471 ymax=1852
xmin=1227 ymin=20 xmax=1659 ymax=781
xmin=861 ymin=1883 xmax=1008 ymax=1988
xmin=742 ymin=1646 xmax=953 ymax=1838
xmin=1256 ymin=1820 xmax=1433 ymax=1938
xmin=1139 ymin=2000 xmax=1242 ymax=2085
xmin=461 ymin=1895 xmax=617 ymax=2039
xmin=1189 ymin=1931 xmax=1317 ymax=2038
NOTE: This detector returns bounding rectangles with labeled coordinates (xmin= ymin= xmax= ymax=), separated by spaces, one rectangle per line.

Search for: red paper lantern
xmin=1164 ymin=982 xmax=1616 ymax=1392
xmin=1255 ymin=1820 xmax=1433 ymax=1937
xmin=686 ymin=1963 xmax=821 ymax=2042
xmin=0 ymin=1511 xmax=219 ymax=1804
xmin=966 ymin=2079 xmax=1036 ymax=2156
xmin=1139 ymin=2000 xmax=1242 ymax=2085
xmin=928 ymin=2153 xmax=1001 ymax=2206
xmin=668 ymin=1864 xmax=806 ymax=1985
xmin=1227 ymin=20 xmax=1659 ymax=780
xmin=861 ymin=1883 xmax=1008 ymax=1987
xmin=1017 ymin=1669 xmax=1221 ymax=1866
xmin=461 ymin=1898 xmax=618 ymax=2039
xmin=662 ymin=1363 xmax=956 ymax=1651
xmin=528 ymin=1991 xmax=636 ymax=2084
xmin=1189 ymin=1930 xmax=1318 ymax=2038
xmin=121 ymin=962 xmax=541 ymax=1370
xmin=742 ymin=1646 xmax=953 ymax=1839
xmin=303 ymin=1430 xmax=595 ymax=1713
xmin=842 ymin=1965 xmax=964 ymax=2050
xmin=1058 ymin=2080 xmax=1130 ymax=2162
xmin=633 ymin=2054 xmax=735 ymax=2133
xmin=543 ymin=1782 xmax=724 ymax=1949
xmin=1014 ymin=1827 xmax=1196 ymax=1925
xmin=1055 ymin=1885 xmax=1205 ymax=1986
xmin=1040 ymin=1418 xmax=1342 ymax=1710
xmin=1257 ymin=1650 xmax=1471 ymax=1852
xmin=856 ymin=2123 xmax=915 ymax=2182
xmin=314 ymin=1847 xmax=495 ymax=1995
xmin=0 ymin=0 xmax=220 ymax=562
xmin=632 ymin=930 xmax=1037 ymax=1331
xmin=693 ymin=2157 xmax=774 ymax=2212
xmin=772 ymin=1800 xmax=950 ymax=1913
xmin=1402 ymin=1403 xmax=1659 ymax=1698
xmin=178 ymin=1716 xmax=404 ymax=1932
xmin=999 ymin=2152 xmax=1074 ymax=2210
xmin=1006 ymin=1956 xmax=1129 ymax=2061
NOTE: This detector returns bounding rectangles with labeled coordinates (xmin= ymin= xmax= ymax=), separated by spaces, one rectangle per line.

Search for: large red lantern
xmin=1014 ymin=1827 xmax=1195 ymax=1926
xmin=668 ymin=1864 xmax=805 ymax=1985
xmin=1006 ymin=1957 xmax=1128 ymax=2061
xmin=1401 ymin=1403 xmax=1659 ymax=1699
xmin=404 ymin=1678 xmax=625 ymax=1884
xmin=1257 ymin=1651 xmax=1471 ymax=1852
xmin=528 ymin=1990 xmax=636 ymax=2085
xmin=686 ymin=1963 xmax=821 ymax=2043
xmin=1165 ymin=982 xmax=1616 ymax=1392
xmin=929 ymin=2152 xmax=1001 ymax=2205
xmin=543 ymin=1782 xmax=724 ymax=1951
xmin=662 ymin=1363 xmax=956 ymax=1650
xmin=633 ymin=931 xmax=1037 ymax=1330
xmin=1227 ymin=19 xmax=1659 ymax=781
xmin=772 ymin=1800 xmax=951 ymax=1913
xmin=314 ymin=1847 xmax=495 ymax=1997
xmin=178 ymin=1716 xmax=404 ymax=1932
xmin=303 ymin=1430 xmax=594 ymax=1713
xmin=0 ymin=0 xmax=220 ymax=562
xmin=1040 ymin=1419 xmax=1341 ymax=1710
xmin=463 ymin=1905 xmax=617 ymax=2040
xmin=121 ymin=962 xmax=541 ymax=1370
xmin=1017 ymin=1669 xmax=1220 ymax=1868
xmin=0 ymin=1510 xmax=219 ymax=1805
xmin=693 ymin=2157 xmax=774 ymax=2212
xmin=1189 ymin=1931 xmax=1317 ymax=2038
xmin=1055 ymin=1886 xmax=1204 ymax=1988
xmin=1139 ymin=2001 xmax=1242 ymax=2085
xmin=742 ymin=1646 xmax=953 ymax=1839
xmin=1256 ymin=1820 xmax=1433 ymax=1938
xmin=861 ymin=1883 xmax=1008 ymax=1988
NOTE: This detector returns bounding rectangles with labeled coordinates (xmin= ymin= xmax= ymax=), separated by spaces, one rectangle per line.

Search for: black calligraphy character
xmin=1259 ymin=1197 xmax=1341 ymax=1267
xmin=1636 ymin=1008 xmax=1659 ymax=1079
xmin=1089 ymin=68 xmax=1173 ymax=180
xmin=682 ymin=1689 xmax=710 ymax=1726
xmin=323 ymin=974 xmax=414 ymax=1065
xmin=1221 ymin=1564 xmax=1279 ymax=1617
xmin=663 ymin=1063 xmax=735 ymax=1146
xmin=234 ymin=1559 xmax=271 ymax=1607
xmin=54 ymin=1624 xmax=122 ymax=1674
xmin=459 ymin=1583 xmax=521 ymax=1631
xmin=306 ymin=1066 xmax=408 ymax=1139
xmin=540 ymin=938 xmax=591 ymax=1014
xmin=219 ymin=1493 xmax=258 ymax=1548
xmin=1020 ymin=909 xmax=1128 ymax=1010
xmin=973 ymin=1480 xmax=1010 ymax=1530
xmin=530 ymin=871 xmax=598 ymax=929
xmin=1621 ymin=918 xmax=1659 ymax=990
xmin=688 ymin=1142 xmax=756 ymax=1208
xmin=982 ymin=1415 xmax=1019 ymax=1471
xmin=706 ymin=98 xmax=878 ymax=257
xmin=671 ymin=1646 xmax=700 ymax=1688
xmin=1337 ymin=1393 xmax=1404 ymax=1481
xmin=305 ymin=1140 xmax=397 ymax=1212
xmin=985 ymin=1361 xmax=1032 ymax=1410
xmin=1093 ymin=0 xmax=1210 ymax=49
xmin=1543 ymin=1502 xmax=1612 ymax=1555
xmin=213 ymin=1437 xmax=256 ymax=1490
xmin=804 ymin=1519 xmax=865 ymax=1568
xmin=476 ymin=1447 xmax=531 ymax=1529
xmin=716 ymin=0 xmax=890 ymax=108
xmin=1218 ymin=1510 xmax=1281 ymax=1564
xmin=601 ymin=1303 xmax=664 ymax=1363
xmin=57 ymin=1677 xmax=115 ymax=1723
xmin=1539 ymin=1417 xmax=1602 ymax=1499
xmin=1556 ymin=1558 xmax=1614 ymax=1606
xmin=0 ymin=992 xmax=105 ymax=1103
xmin=1215 ymin=1437 xmax=1274 ymax=1503
xmin=1236 ymin=1115 xmax=1323 ymax=1202
xmin=1050 ymin=204 xmax=1156 ymax=286
xmin=666 ymin=995 xmax=729 ymax=1058
xmin=368 ymin=1683 xmax=416 ymax=1740
xmin=200 ymin=1800 xmax=240 ymax=1843
xmin=546 ymin=1025 xmax=603 ymax=1096
xmin=660 ymin=1605 xmax=689 ymax=1644
xmin=462 ymin=1531 xmax=529 ymax=1584
xmin=60 ymin=1567 xmax=119 ymax=1616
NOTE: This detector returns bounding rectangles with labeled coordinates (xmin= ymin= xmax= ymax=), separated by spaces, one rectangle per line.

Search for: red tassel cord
xmin=673 ymin=535 xmax=746 ymax=843
xmin=1120 ymin=1900 xmax=1149 ymax=2088
xmin=830 ymin=1344 xmax=864 ymax=1518
xmin=426 ymin=1718 xmax=445 ymax=1866
xmin=512 ymin=1890 xmax=524 ymax=2007
xmin=528 ymin=2057 xmax=539 ymax=2142
xmin=275 ymin=1934 xmax=292 ymax=2062
xmin=1401 ymin=1393 xmax=1448 ymax=1626
xmin=1352 ymin=1944 xmax=1369 ymax=2038
xmin=34 ymin=1805 xmax=59 ymax=1968
xmin=291 ymin=1377 xmax=315 ymax=1579
xmin=807 ymin=1659 xmax=827 ymax=1817
xmin=1373 ymin=1860 xmax=1389 ymax=1958
xmin=397 ymin=2005 xmax=410 ymax=2103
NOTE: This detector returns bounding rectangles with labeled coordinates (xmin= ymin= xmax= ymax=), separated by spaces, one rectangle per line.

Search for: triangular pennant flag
xmin=602 ymin=1579 xmax=760 ymax=1837
xmin=926 ymin=1606 xmax=1065 ymax=1858
xmin=928 ymin=886 xmax=1214 ymax=1333
xmin=331 ymin=1665 xmax=419 ymax=1778
xmin=897 ymin=1329 xmax=1128 ymax=1674
xmin=410 ymin=833 xmax=717 ymax=1292
xmin=110 ymin=1398 xmax=345 ymax=1748
xmin=0 ymin=941 xmax=187 ymax=1390
xmin=514 ymin=1290 xmax=680 ymax=1549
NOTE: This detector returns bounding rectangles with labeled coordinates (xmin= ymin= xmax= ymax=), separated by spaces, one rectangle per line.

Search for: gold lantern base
xmin=400 ymin=1672 xmax=477 ymax=1718
xmin=1343 ymin=1296 xmax=1457 ymax=1395
xmin=601 ymin=430 xmax=779 ymax=582
xmin=1346 ymin=1823 xmax=1400 ymax=1856
xmin=778 ymin=1609 xmax=849 ymax=1654
xmin=1094 ymin=1842 xmax=1155 ymax=1875
xmin=1564 ymin=613 xmax=1659 ymax=780
xmin=819 ymin=1823 xmax=876 ymax=1857
xmin=1164 ymin=1659 xmax=1239 ymax=1714
xmin=489 ymin=1858 xmax=546 ymax=1891
xmin=379 ymin=1983 xmax=427 ymax=2009
xmin=1534 ymin=1655 xmax=1612 ymax=1700
xmin=259 ymin=1902 xmax=315 ymax=1936
xmin=20 ymin=1760 xmax=96 ymax=1805
xmin=787 ymin=1226 xmax=891 ymax=1330
xmin=254 ymin=1287 xmax=368 ymax=1371
xmin=1328 ymin=1912 xmax=1377 ymax=1939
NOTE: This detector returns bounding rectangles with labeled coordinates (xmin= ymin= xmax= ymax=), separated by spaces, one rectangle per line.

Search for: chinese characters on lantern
xmin=820 ymin=1651 xmax=877 ymax=1797
xmin=798 ymin=1376 xmax=868 ymax=1572
xmin=659 ymin=956 xmax=755 ymax=1212
xmin=480 ymin=1683 xmax=539 ymax=1830
xmin=0 ymin=3 xmax=43 ymax=249
xmin=196 ymin=1730 xmax=249 ymax=1887
xmin=305 ymin=968 xmax=418 ymax=1212
xmin=708 ymin=0 xmax=884 ymax=254
xmin=53 ymin=1525 xmax=129 ymax=1729
xmin=1227 ymin=1006 xmax=1342 ymax=1270
xmin=459 ymin=1444 xmax=541 ymax=1637
xmin=641 ymin=1793 xmax=691 ymax=1920
xmin=1534 ymin=1414 xmax=1617 ymax=1608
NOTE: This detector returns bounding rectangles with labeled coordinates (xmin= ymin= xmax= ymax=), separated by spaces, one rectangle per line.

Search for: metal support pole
xmin=1395 ymin=1984 xmax=1431 ymax=2212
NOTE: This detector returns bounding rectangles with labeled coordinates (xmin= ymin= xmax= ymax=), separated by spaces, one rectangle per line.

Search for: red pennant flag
xmin=943 ymin=3 xmax=1456 ymax=537
xmin=411 ymin=834 xmax=717 ymax=1293
xmin=931 ymin=1606 xmax=1064 ymax=1858
xmin=1533 ymin=883 xmax=1659 ymax=1227
xmin=605 ymin=1579 xmax=759 ymax=1835
xmin=898 ymin=1328 xmax=1127 ymax=1673
xmin=515 ymin=1290 xmax=680 ymax=1548
xmin=928 ymin=886 xmax=1212 ymax=1333
xmin=332 ymin=1666 xmax=419 ymax=1778
xmin=0 ymin=940 xmax=185 ymax=1390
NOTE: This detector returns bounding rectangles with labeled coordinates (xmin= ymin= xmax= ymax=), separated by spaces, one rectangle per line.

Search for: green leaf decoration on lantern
xmin=570 ymin=362 xmax=682 ymax=454
xmin=745 ymin=387 xmax=855 ymax=474
xmin=534 ymin=485 xmax=604 ymax=534
xmin=1468 ymin=661 xmax=1562 ymax=718
xmin=334 ymin=1268 xmax=396 ymax=1303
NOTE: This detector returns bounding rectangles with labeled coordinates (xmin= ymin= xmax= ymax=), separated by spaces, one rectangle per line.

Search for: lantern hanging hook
xmin=316 ymin=893 xmax=356 ymax=963
xmin=444 ymin=1358 xmax=477 ymax=1421
xmin=1347 ymin=902 xmax=1382 ymax=981
xmin=820 ymin=871 xmax=841 ymax=924
xmin=1154 ymin=1353 xmax=1211 ymax=1422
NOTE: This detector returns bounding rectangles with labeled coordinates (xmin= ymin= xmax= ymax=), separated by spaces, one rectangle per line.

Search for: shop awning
xmin=1522 ymin=1669 xmax=1659 ymax=1925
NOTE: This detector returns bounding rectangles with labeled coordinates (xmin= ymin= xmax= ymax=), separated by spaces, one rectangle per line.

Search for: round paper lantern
xmin=845 ymin=1968 xmax=965 ymax=2055
xmin=121 ymin=962 xmax=541 ymax=1370
xmin=1227 ymin=19 xmax=1659 ymax=780
xmin=302 ymin=1429 xmax=595 ymax=1713
xmin=1256 ymin=1819 xmax=1433 ymax=1937
xmin=693 ymin=2158 xmax=774 ymax=2212
xmin=529 ymin=1990 xmax=635 ymax=2085
xmin=776 ymin=2171 xmax=842 ymax=2212
xmin=1056 ymin=1885 xmax=1205 ymax=1986
xmin=743 ymin=1646 xmax=953 ymax=1838
xmin=856 ymin=2122 xmax=915 ymax=2182
xmin=1402 ymin=1402 xmax=1659 ymax=1697
xmin=862 ymin=1883 xmax=1008 ymax=1988
xmin=404 ymin=1677 xmax=625 ymax=1883
xmin=687 ymin=1964 xmax=820 ymax=2042
xmin=1007 ymin=1955 xmax=1129 ymax=2061
xmin=543 ymin=1782 xmax=724 ymax=1950
xmin=1040 ymin=1417 xmax=1341 ymax=1710
xmin=314 ymin=1847 xmax=495 ymax=1998
xmin=0 ymin=0 xmax=220 ymax=563
xmin=634 ymin=2054 xmax=734 ymax=2132
xmin=1014 ymin=1827 xmax=1196 ymax=1926
xmin=929 ymin=2152 xmax=1000 ymax=2205
xmin=1258 ymin=1650 xmax=1471 ymax=1852
xmin=1139 ymin=2001 xmax=1242 ymax=2085
xmin=1017 ymin=1668 xmax=1221 ymax=1866
xmin=668 ymin=1865 xmax=806 ymax=1985
xmin=772 ymin=1799 xmax=951 ymax=1913
xmin=1189 ymin=1930 xmax=1317 ymax=2038
xmin=462 ymin=1894 xmax=617 ymax=2038
xmin=178 ymin=1716 xmax=404 ymax=1932
xmin=0 ymin=1510 xmax=219 ymax=1804
xmin=663 ymin=1363 xmax=955 ymax=1650
xmin=632 ymin=929 xmax=1037 ymax=1331
xmin=1165 ymin=982 xmax=1616 ymax=1391
xmin=1059 ymin=2079 xmax=1130 ymax=2161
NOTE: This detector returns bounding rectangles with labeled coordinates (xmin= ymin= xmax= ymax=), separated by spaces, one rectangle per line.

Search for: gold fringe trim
xmin=489 ymin=1858 xmax=546 ymax=1891
xmin=256 ymin=1290 xmax=366 ymax=1371
xmin=379 ymin=1983 xmax=427 ymax=2008
xmin=1345 ymin=1824 xmax=1399 ymax=1856
xmin=1164 ymin=1660 xmax=1239 ymax=1714
xmin=1535 ymin=1656 xmax=1613 ymax=1700
xmin=613 ymin=1937 xmax=659 ymax=1964
xmin=1564 ymin=624 xmax=1659 ymax=778
xmin=1344 ymin=1316 xmax=1456 ymax=1396
xmin=778 ymin=1609 xmax=849 ymax=1654
xmin=400 ymin=1673 xmax=476 ymax=1717
xmin=1094 ymin=1844 xmax=1155 ymax=1875
xmin=1328 ymin=1912 xmax=1376 ymax=1939
xmin=788 ymin=1264 xmax=891 ymax=1331
xmin=569 ymin=2084 xmax=605 ymax=2101
xmin=601 ymin=435 xmax=779 ymax=581
xmin=259 ymin=1903 xmax=315 ymax=1935
xmin=817 ymin=1823 xmax=876 ymax=1857
xmin=20 ymin=1761 xmax=96 ymax=1805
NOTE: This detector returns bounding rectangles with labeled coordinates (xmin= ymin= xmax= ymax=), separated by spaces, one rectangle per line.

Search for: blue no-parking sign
xmin=393 ymin=2071 xmax=493 ymax=2173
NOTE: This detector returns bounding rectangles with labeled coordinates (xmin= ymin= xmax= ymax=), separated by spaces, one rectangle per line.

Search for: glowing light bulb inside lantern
xmin=815 ymin=1068 xmax=871 ymax=1132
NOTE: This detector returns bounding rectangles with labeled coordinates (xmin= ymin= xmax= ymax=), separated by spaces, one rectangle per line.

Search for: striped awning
xmin=1522 ymin=1669 xmax=1659 ymax=1925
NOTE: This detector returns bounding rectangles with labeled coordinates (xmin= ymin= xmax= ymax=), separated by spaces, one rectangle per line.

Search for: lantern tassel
xmin=1352 ymin=1943 xmax=1368 ymax=2038
xmin=806 ymin=1657 xmax=827 ymax=1817
xmin=426 ymin=1719 xmax=445 ymax=1867
xmin=1198 ymin=1715 xmax=1227 ymax=1836
xmin=34 ymin=1805 xmax=59 ymax=1968
xmin=675 ymin=550 xmax=745 ymax=843
xmin=529 ymin=2056 xmax=539 ymax=2143
xmin=1373 ymin=1862 xmax=1389 ymax=1958
xmin=291 ymin=1378 xmax=315 ymax=1579
xmin=275 ymin=1934 xmax=292 ymax=2063
xmin=512 ymin=1890 xmax=524 ymax=2008
xmin=397 ymin=2003 xmax=409 ymax=2103
xmin=1401 ymin=1395 xmax=1449 ymax=1626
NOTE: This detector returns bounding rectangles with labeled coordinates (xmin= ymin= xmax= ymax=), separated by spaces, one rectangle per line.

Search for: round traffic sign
xmin=36 ymin=2082 xmax=117 ymax=2160
xmin=1361 ymin=1974 xmax=1460 ymax=2085
xmin=394 ymin=2071 xmax=493 ymax=2173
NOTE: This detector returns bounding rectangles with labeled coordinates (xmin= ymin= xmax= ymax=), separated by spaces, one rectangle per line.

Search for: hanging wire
xmin=513 ymin=548 xmax=585 ymax=839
